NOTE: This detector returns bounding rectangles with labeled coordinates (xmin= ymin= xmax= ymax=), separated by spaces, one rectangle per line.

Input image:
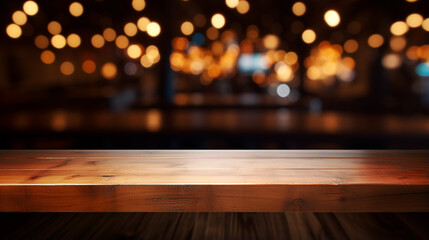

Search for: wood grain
xmin=0 ymin=150 xmax=428 ymax=212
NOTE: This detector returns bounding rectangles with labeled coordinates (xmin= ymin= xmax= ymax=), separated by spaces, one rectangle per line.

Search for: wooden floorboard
xmin=0 ymin=213 xmax=427 ymax=240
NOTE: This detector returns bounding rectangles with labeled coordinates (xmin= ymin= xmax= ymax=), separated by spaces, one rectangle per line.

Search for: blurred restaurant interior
xmin=1 ymin=0 xmax=429 ymax=149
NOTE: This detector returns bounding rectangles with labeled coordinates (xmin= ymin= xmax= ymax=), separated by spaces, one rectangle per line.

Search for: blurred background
xmin=1 ymin=0 xmax=428 ymax=149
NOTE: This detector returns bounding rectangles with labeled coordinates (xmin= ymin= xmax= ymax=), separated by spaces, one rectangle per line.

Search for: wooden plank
xmin=0 ymin=150 xmax=428 ymax=212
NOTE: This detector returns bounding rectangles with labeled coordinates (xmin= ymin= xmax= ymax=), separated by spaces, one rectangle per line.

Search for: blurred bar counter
xmin=1 ymin=109 xmax=428 ymax=149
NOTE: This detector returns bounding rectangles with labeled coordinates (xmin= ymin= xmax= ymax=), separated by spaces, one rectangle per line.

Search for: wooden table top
xmin=1 ymin=150 xmax=428 ymax=212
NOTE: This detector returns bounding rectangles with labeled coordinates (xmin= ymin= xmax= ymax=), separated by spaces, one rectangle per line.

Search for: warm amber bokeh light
xmin=48 ymin=21 xmax=62 ymax=35
xmin=103 ymin=28 xmax=116 ymax=42
xmin=127 ymin=44 xmax=143 ymax=59
xmin=132 ymin=0 xmax=146 ymax=11
xmin=344 ymin=39 xmax=358 ymax=53
xmin=6 ymin=24 xmax=22 ymax=39
xmin=181 ymin=21 xmax=194 ymax=36
xmin=236 ymin=1 xmax=250 ymax=14
xmin=124 ymin=22 xmax=138 ymax=37
xmin=91 ymin=34 xmax=105 ymax=48
xmin=147 ymin=22 xmax=161 ymax=37
xmin=101 ymin=63 xmax=117 ymax=79
xmin=51 ymin=35 xmax=66 ymax=49
xmin=206 ymin=27 xmax=219 ymax=40
xmin=115 ymin=35 xmax=129 ymax=49
xmin=35 ymin=35 xmax=49 ymax=49
xmin=67 ymin=33 xmax=81 ymax=48
xmin=263 ymin=34 xmax=280 ymax=49
xmin=60 ymin=61 xmax=75 ymax=75
xmin=40 ymin=50 xmax=55 ymax=64
xmin=324 ymin=10 xmax=341 ymax=27
xmin=82 ymin=60 xmax=96 ymax=74
xmin=137 ymin=17 xmax=150 ymax=32
xmin=225 ymin=0 xmax=239 ymax=8
xmin=211 ymin=14 xmax=226 ymax=29
xmin=23 ymin=1 xmax=38 ymax=16
xmin=292 ymin=2 xmax=306 ymax=16
xmin=368 ymin=34 xmax=384 ymax=48
xmin=302 ymin=29 xmax=316 ymax=44
xmin=390 ymin=21 xmax=409 ymax=36
xmin=69 ymin=2 xmax=84 ymax=17
xmin=406 ymin=13 xmax=423 ymax=28
xmin=390 ymin=36 xmax=407 ymax=52
xmin=12 ymin=11 xmax=27 ymax=26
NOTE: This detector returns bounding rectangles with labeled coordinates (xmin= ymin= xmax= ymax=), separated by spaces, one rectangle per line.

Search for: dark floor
xmin=0 ymin=213 xmax=428 ymax=240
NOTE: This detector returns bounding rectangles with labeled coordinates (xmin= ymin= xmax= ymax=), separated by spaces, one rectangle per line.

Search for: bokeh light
xmin=368 ymin=34 xmax=384 ymax=48
xmin=344 ymin=39 xmax=358 ymax=53
xmin=382 ymin=54 xmax=402 ymax=69
xmin=6 ymin=24 xmax=22 ymax=39
xmin=127 ymin=44 xmax=143 ymax=59
xmin=324 ymin=10 xmax=341 ymax=27
xmin=423 ymin=18 xmax=429 ymax=32
xmin=69 ymin=2 xmax=84 ymax=17
xmin=124 ymin=22 xmax=138 ymax=37
xmin=82 ymin=60 xmax=96 ymax=74
xmin=47 ymin=21 xmax=62 ymax=35
xmin=236 ymin=1 xmax=250 ymax=14
xmin=211 ymin=14 xmax=226 ymax=29
xmin=51 ymin=34 xmax=66 ymax=49
xmin=66 ymin=33 xmax=81 ymax=48
xmin=103 ymin=28 xmax=116 ymax=42
xmin=60 ymin=61 xmax=75 ymax=76
xmin=389 ymin=36 xmax=407 ymax=52
xmin=147 ymin=22 xmax=161 ymax=37
xmin=101 ymin=62 xmax=117 ymax=79
xmin=91 ymin=34 xmax=105 ymax=48
xmin=23 ymin=1 xmax=38 ymax=16
xmin=35 ymin=35 xmax=49 ymax=49
xmin=302 ymin=29 xmax=316 ymax=44
xmin=137 ymin=17 xmax=150 ymax=32
xmin=12 ymin=11 xmax=27 ymax=26
xmin=115 ymin=35 xmax=129 ymax=49
xmin=292 ymin=2 xmax=306 ymax=16
xmin=40 ymin=50 xmax=55 ymax=64
xmin=226 ymin=0 xmax=239 ymax=8
xmin=406 ymin=13 xmax=423 ymax=28
xmin=277 ymin=84 xmax=291 ymax=97
xmin=132 ymin=0 xmax=146 ymax=11
xmin=181 ymin=21 xmax=194 ymax=36
xmin=390 ymin=21 xmax=409 ymax=36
